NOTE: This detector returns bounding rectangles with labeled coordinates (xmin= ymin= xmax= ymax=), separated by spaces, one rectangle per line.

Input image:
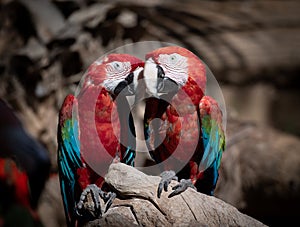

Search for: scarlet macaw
xmin=142 ymin=46 xmax=225 ymax=197
xmin=57 ymin=54 xmax=143 ymax=226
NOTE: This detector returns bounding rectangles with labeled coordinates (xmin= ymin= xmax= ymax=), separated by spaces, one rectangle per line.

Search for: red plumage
xmin=0 ymin=159 xmax=30 ymax=208
xmin=143 ymin=46 xmax=225 ymax=196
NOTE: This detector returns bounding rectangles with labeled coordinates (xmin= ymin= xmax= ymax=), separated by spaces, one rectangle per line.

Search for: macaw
xmin=57 ymin=54 xmax=143 ymax=226
xmin=0 ymin=99 xmax=50 ymax=225
xmin=142 ymin=46 xmax=225 ymax=197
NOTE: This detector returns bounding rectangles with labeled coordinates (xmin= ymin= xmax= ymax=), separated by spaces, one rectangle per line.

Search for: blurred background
xmin=0 ymin=0 xmax=299 ymax=226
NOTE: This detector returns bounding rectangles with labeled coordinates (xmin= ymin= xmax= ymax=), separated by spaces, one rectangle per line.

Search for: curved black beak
xmin=114 ymin=67 xmax=143 ymax=96
xmin=114 ymin=73 xmax=133 ymax=96
xmin=157 ymin=77 xmax=179 ymax=94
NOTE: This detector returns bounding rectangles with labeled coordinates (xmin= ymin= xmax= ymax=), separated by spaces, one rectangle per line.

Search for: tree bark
xmin=85 ymin=163 xmax=266 ymax=227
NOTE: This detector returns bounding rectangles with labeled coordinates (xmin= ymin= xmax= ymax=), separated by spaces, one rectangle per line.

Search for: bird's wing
xmin=57 ymin=94 xmax=82 ymax=226
xmin=199 ymin=96 xmax=225 ymax=172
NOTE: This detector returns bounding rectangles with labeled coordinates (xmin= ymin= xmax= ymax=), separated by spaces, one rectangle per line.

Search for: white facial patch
xmin=158 ymin=53 xmax=188 ymax=86
xmin=102 ymin=61 xmax=131 ymax=92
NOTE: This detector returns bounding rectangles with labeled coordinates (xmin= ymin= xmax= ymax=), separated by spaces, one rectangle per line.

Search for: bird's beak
xmin=144 ymin=58 xmax=179 ymax=97
xmin=114 ymin=67 xmax=144 ymax=96
xmin=144 ymin=58 xmax=159 ymax=97
xmin=130 ymin=66 xmax=144 ymax=95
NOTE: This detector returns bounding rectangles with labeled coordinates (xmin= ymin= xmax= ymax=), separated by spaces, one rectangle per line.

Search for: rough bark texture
xmin=84 ymin=163 xmax=266 ymax=227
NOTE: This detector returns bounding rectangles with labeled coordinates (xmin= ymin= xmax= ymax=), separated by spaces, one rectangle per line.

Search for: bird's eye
xmin=169 ymin=54 xmax=179 ymax=63
xmin=113 ymin=62 xmax=121 ymax=69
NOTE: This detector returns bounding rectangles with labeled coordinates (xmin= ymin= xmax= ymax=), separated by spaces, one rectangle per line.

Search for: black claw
xmin=168 ymin=179 xmax=196 ymax=198
xmin=104 ymin=192 xmax=116 ymax=213
xmin=157 ymin=182 xmax=163 ymax=198
xmin=157 ymin=170 xmax=178 ymax=198
xmin=163 ymin=179 xmax=169 ymax=192
xmin=168 ymin=190 xmax=179 ymax=198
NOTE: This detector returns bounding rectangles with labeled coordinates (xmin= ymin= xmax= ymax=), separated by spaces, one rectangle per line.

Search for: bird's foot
xmin=101 ymin=191 xmax=116 ymax=213
xmin=157 ymin=171 xmax=197 ymax=198
xmin=157 ymin=170 xmax=178 ymax=198
xmin=76 ymin=184 xmax=116 ymax=220
xmin=168 ymin=179 xmax=196 ymax=198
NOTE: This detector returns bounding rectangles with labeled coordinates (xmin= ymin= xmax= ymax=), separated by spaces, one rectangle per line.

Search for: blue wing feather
xmin=57 ymin=95 xmax=82 ymax=226
xmin=197 ymin=96 xmax=225 ymax=195
xmin=199 ymin=117 xmax=223 ymax=171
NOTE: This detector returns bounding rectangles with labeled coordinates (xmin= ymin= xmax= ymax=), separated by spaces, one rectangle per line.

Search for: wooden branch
xmin=85 ymin=163 xmax=266 ymax=227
